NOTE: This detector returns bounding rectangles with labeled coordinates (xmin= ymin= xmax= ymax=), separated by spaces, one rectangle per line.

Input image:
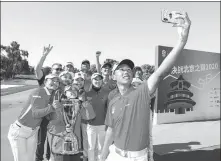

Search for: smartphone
xmin=161 ymin=9 xmax=184 ymax=24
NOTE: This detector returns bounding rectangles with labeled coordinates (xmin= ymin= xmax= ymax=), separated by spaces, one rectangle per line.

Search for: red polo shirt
xmin=18 ymin=87 xmax=55 ymax=129
xmin=86 ymin=87 xmax=110 ymax=126
xmin=105 ymin=82 xmax=151 ymax=151
xmin=102 ymin=79 xmax=117 ymax=91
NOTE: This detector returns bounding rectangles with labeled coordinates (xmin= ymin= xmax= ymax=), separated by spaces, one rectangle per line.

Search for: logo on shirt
xmin=125 ymin=104 xmax=130 ymax=107
xmin=112 ymin=107 xmax=115 ymax=114
xmin=32 ymin=95 xmax=41 ymax=98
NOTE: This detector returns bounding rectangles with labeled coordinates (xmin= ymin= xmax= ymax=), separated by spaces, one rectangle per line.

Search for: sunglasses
xmin=53 ymin=68 xmax=63 ymax=71
xmin=66 ymin=65 xmax=73 ymax=68
xmin=93 ymin=77 xmax=103 ymax=81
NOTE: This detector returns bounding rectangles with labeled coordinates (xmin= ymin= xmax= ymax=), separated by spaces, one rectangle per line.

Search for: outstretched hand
xmin=173 ymin=12 xmax=191 ymax=42
xmin=43 ymin=44 xmax=53 ymax=56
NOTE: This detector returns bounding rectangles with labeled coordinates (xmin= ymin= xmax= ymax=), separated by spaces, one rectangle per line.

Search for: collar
xmin=44 ymin=87 xmax=51 ymax=95
xmin=103 ymin=77 xmax=110 ymax=84
xmin=118 ymin=84 xmax=135 ymax=97
xmin=90 ymin=86 xmax=103 ymax=93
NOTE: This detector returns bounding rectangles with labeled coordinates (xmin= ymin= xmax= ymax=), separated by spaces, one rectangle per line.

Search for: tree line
xmin=1 ymin=41 xmax=34 ymax=80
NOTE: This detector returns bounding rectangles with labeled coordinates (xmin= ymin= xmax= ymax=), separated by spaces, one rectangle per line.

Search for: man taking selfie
xmin=100 ymin=11 xmax=191 ymax=161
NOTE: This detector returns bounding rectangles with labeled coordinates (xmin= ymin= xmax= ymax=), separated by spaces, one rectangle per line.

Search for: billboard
xmin=155 ymin=46 xmax=220 ymax=124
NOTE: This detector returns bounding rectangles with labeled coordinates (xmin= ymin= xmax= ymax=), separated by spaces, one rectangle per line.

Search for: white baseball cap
xmin=73 ymin=72 xmax=85 ymax=82
xmin=45 ymin=74 xmax=60 ymax=80
xmin=66 ymin=62 xmax=74 ymax=67
xmin=91 ymin=72 xmax=103 ymax=80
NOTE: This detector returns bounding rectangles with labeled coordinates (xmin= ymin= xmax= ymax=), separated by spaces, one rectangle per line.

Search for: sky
xmin=1 ymin=2 xmax=220 ymax=69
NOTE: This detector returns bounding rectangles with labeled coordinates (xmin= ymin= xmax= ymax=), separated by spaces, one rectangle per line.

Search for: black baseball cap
xmin=112 ymin=59 xmax=135 ymax=73
xmin=81 ymin=59 xmax=90 ymax=65
xmin=101 ymin=62 xmax=112 ymax=69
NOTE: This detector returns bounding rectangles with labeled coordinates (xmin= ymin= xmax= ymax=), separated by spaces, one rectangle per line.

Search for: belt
xmin=14 ymin=120 xmax=35 ymax=130
xmin=53 ymin=153 xmax=80 ymax=156
xmin=114 ymin=145 xmax=147 ymax=158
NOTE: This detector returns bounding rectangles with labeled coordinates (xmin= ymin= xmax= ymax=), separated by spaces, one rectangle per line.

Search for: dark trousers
xmin=52 ymin=153 xmax=81 ymax=161
xmin=35 ymin=117 xmax=50 ymax=161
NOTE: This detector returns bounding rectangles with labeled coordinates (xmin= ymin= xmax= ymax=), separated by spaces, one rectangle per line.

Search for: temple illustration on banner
xmin=164 ymin=75 xmax=196 ymax=114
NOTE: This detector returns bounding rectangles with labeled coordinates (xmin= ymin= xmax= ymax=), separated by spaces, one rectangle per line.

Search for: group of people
xmin=7 ymin=12 xmax=191 ymax=161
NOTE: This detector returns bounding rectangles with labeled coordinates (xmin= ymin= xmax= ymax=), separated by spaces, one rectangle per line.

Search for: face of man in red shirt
xmin=51 ymin=64 xmax=62 ymax=75
xmin=65 ymin=64 xmax=74 ymax=72
xmin=113 ymin=64 xmax=133 ymax=85
xmin=81 ymin=63 xmax=90 ymax=73
xmin=45 ymin=77 xmax=60 ymax=90
xmin=101 ymin=65 xmax=112 ymax=77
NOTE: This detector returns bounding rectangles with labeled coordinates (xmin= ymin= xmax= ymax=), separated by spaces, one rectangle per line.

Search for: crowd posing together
xmin=7 ymin=12 xmax=191 ymax=161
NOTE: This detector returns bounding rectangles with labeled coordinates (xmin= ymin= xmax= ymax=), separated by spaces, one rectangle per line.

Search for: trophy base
xmin=62 ymin=141 xmax=79 ymax=155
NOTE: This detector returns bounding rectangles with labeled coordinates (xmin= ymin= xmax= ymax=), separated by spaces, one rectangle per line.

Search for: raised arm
xmin=96 ymin=51 xmax=102 ymax=74
xmin=35 ymin=44 xmax=53 ymax=79
xmin=147 ymin=12 xmax=191 ymax=96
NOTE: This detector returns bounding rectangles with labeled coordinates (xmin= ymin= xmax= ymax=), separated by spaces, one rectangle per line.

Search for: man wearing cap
xmin=86 ymin=72 xmax=110 ymax=161
xmin=34 ymin=45 xmax=62 ymax=161
xmin=51 ymin=63 xmax=63 ymax=75
xmin=95 ymin=51 xmax=116 ymax=91
xmin=80 ymin=59 xmax=92 ymax=161
xmin=59 ymin=71 xmax=73 ymax=88
xmin=73 ymin=72 xmax=85 ymax=90
xmin=80 ymin=59 xmax=92 ymax=92
xmin=72 ymin=72 xmax=90 ymax=161
xmin=47 ymin=84 xmax=83 ymax=161
xmin=133 ymin=66 xmax=143 ymax=81
xmin=35 ymin=65 xmax=52 ymax=161
xmin=8 ymin=74 xmax=62 ymax=161
xmin=100 ymin=12 xmax=191 ymax=161
xmin=64 ymin=62 xmax=75 ymax=78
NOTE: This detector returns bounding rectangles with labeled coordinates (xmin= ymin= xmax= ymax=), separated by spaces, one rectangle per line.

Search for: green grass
xmin=1 ymin=85 xmax=38 ymax=96
xmin=14 ymin=74 xmax=37 ymax=80
xmin=1 ymin=77 xmax=39 ymax=96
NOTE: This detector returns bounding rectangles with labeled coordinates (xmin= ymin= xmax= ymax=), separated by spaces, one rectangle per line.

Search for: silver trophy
xmin=60 ymin=96 xmax=80 ymax=155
